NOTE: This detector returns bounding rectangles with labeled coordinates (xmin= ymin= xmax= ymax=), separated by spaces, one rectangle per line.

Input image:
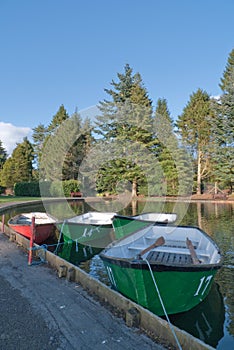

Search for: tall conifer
xmin=94 ymin=64 xmax=155 ymax=197
xmin=176 ymin=89 xmax=214 ymax=194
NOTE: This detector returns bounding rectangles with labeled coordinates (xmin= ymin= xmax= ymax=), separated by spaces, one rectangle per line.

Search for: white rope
xmin=143 ymin=258 xmax=183 ymax=350
xmin=54 ymin=219 xmax=66 ymax=255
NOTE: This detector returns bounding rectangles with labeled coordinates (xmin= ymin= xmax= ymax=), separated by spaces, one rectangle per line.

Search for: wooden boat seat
xmin=147 ymin=250 xmax=194 ymax=265
xmin=127 ymin=245 xmax=210 ymax=258
xmin=145 ymin=236 xmax=199 ymax=249
xmin=155 ymin=246 xmax=209 ymax=257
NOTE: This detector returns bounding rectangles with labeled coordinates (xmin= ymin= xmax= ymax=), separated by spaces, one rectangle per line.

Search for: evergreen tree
xmin=39 ymin=104 xmax=93 ymax=186
xmin=210 ymin=49 xmax=234 ymax=192
xmin=38 ymin=105 xmax=70 ymax=180
xmin=0 ymin=140 xmax=7 ymax=170
xmin=12 ymin=137 xmax=34 ymax=182
xmin=40 ymin=113 xmax=82 ymax=181
xmin=0 ymin=138 xmax=34 ymax=188
xmin=176 ymin=89 xmax=214 ymax=194
xmin=63 ymin=112 xmax=94 ymax=181
xmin=32 ymin=123 xmax=48 ymax=168
xmin=219 ymin=48 xmax=234 ymax=92
xmin=0 ymin=157 xmax=14 ymax=188
xmin=219 ymin=50 xmax=234 ymax=143
xmin=154 ymin=99 xmax=177 ymax=195
xmin=94 ymin=64 xmax=155 ymax=197
xmin=47 ymin=104 xmax=70 ymax=133
xmin=154 ymin=98 xmax=193 ymax=196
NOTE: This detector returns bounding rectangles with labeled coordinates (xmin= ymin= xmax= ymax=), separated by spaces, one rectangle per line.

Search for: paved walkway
xmin=0 ymin=232 xmax=167 ymax=350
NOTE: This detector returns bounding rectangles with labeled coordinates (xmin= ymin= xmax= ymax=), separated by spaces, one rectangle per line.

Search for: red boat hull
xmin=8 ymin=213 xmax=56 ymax=244
xmin=8 ymin=223 xmax=54 ymax=244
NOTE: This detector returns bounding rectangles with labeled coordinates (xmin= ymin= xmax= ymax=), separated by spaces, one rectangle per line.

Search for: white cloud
xmin=210 ymin=95 xmax=221 ymax=101
xmin=0 ymin=122 xmax=32 ymax=156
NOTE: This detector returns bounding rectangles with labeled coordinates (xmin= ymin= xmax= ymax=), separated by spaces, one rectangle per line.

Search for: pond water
xmin=1 ymin=198 xmax=234 ymax=349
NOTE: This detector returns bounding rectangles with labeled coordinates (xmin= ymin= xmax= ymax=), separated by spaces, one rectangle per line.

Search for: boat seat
xmin=127 ymin=245 xmax=210 ymax=258
xmin=147 ymin=251 xmax=192 ymax=265
xmin=145 ymin=236 xmax=199 ymax=249
xmin=147 ymin=251 xmax=194 ymax=265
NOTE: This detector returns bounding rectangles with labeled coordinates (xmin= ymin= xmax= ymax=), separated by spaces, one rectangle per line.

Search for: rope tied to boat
xmin=27 ymin=244 xmax=48 ymax=265
xmin=143 ymin=257 xmax=183 ymax=350
xmin=54 ymin=219 xmax=67 ymax=255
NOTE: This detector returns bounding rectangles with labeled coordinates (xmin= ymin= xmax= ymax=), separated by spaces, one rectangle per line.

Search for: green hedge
xmin=14 ymin=181 xmax=51 ymax=197
xmin=14 ymin=180 xmax=81 ymax=197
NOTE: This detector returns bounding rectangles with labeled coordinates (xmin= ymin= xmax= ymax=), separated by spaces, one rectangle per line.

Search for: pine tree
xmin=219 ymin=48 xmax=234 ymax=92
xmin=41 ymin=117 xmax=77 ymax=181
xmin=154 ymin=98 xmax=193 ymax=196
xmin=39 ymin=105 xmax=70 ymax=180
xmin=154 ymin=99 xmax=177 ymax=195
xmin=0 ymin=138 xmax=34 ymax=188
xmin=63 ymin=112 xmax=94 ymax=181
xmin=210 ymin=49 xmax=234 ymax=192
xmin=32 ymin=123 xmax=48 ymax=169
xmin=94 ymin=64 xmax=155 ymax=197
xmin=0 ymin=140 xmax=7 ymax=170
xmin=219 ymin=52 xmax=234 ymax=144
xmin=0 ymin=158 xmax=14 ymax=188
xmin=47 ymin=104 xmax=70 ymax=133
xmin=176 ymin=89 xmax=214 ymax=194
xmin=12 ymin=137 xmax=34 ymax=182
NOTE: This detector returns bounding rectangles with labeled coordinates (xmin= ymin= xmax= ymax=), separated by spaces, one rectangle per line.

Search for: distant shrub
xmin=14 ymin=181 xmax=52 ymax=197
xmin=48 ymin=180 xmax=81 ymax=197
xmin=14 ymin=180 xmax=81 ymax=197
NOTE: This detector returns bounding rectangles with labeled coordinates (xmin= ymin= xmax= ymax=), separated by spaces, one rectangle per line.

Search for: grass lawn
xmin=0 ymin=196 xmax=41 ymax=205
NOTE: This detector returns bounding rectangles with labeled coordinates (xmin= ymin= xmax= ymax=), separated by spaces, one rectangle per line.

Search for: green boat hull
xmin=57 ymin=222 xmax=114 ymax=247
xmin=112 ymin=216 xmax=152 ymax=239
xmin=101 ymin=258 xmax=220 ymax=316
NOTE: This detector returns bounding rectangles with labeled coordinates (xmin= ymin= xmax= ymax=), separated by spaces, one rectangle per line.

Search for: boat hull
xmin=8 ymin=212 xmax=56 ymax=244
xmin=112 ymin=215 xmax=152 ymax=239
xmin=101 ymin=257 xmax=220 ymax=315
xmin=57 ymin=222 xmax=114 ymax=247
xmin=112 ymin=213 xmax=177 ymax=239
xmin=8 ymin=223 xmax=54 ymax=244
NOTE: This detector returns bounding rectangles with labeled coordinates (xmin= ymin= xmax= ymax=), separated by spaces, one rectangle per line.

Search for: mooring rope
xmin=143 ymin=258 xmax=183 ymax=350
xmin=54 ymin=219 xmax=67 ymax=255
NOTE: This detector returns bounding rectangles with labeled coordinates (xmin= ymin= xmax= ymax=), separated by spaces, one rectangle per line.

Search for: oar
xmin=138 ymin=236 xmax=165 ymax=258
xmin=186 ymin=237 xmax=201 ymax=265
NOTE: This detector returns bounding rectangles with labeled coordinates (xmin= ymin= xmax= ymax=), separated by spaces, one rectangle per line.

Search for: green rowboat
xmin=112 ymin=212 xmax=177 ymax=239
xmin=56 ymin=211 xmax=116 ymax=247
xmin=100 ymin=224 xmax=223 ymax=316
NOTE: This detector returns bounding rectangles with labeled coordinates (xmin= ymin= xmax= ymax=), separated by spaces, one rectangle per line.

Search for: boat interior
xmin=68 ymin=212 xmax=116 ymax=225
xmin=134 ymin=212 xmax=177 ymax=223
xmin=10 ymin=213 xmax=56 ymax=225
xmin=109 ymin=225 xmax=221 ymax=265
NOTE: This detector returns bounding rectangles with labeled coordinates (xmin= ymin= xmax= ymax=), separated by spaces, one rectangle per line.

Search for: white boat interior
xmin=107 ymin=225 xmax=222 ymax=265
xmin=133 ymin=212 xmax=177 ymax=223
xmin=66 ymin=212 xmax=117 ymax=225
xmin=11 ymin=212 xmax=56 ymax=225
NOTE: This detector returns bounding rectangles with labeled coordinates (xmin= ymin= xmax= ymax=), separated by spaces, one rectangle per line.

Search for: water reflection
xmin=169 ymin=282 xmax=225 ymax=348
xmin=57 ymin=241 xmax=103 ymax=266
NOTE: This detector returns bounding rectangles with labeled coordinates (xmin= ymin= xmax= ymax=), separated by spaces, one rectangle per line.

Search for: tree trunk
xmin=214 ymin=182 xmax=218 ymax=195
xmin=197 ymin=150 xmax=202 ymax=195
xmin=197 ymin=202 xmax=202 ymax=229
xmin=132 ymin=179 xmax=137 ymax=198
xmin=131 ymin=199 xmax=137 ymax=216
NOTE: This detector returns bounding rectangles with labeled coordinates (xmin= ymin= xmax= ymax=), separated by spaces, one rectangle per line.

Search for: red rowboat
xmin=8 ymin=212 xmax=57 ymax=244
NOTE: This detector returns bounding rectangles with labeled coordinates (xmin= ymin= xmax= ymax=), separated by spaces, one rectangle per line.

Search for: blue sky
xmin=0 ymin=0 xmax=234 ymax=154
